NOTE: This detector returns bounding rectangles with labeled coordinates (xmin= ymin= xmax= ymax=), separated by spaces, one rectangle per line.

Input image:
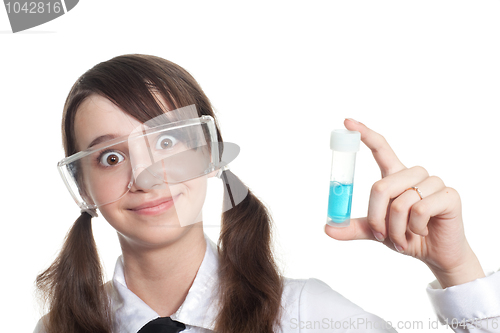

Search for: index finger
xmin=344 ymin=118 xmax=405 ymax=177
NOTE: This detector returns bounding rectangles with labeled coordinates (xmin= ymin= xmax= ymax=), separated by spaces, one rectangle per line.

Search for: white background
xmin=1 ymin=1 xmax=500 ymax=332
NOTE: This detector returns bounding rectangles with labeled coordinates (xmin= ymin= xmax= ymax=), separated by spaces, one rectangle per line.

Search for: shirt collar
xmin=109 ymin=235 xmax=220 ymax=333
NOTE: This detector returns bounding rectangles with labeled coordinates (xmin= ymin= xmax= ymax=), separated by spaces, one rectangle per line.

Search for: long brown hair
xmin=36 ymin=54 xmax=283 ymax=333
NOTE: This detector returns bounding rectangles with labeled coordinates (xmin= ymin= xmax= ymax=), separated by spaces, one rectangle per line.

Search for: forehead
xmin=74 ymin=95 xmax=142 ymax=151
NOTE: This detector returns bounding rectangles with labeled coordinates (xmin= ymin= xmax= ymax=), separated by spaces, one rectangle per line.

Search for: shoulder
xmin=282 ymin=277 xmax=365 ymax=314
xmin=33 ymin=316 xmax=47 ymax=333
xmin=280 ymin=277 xmax=396 ymax=332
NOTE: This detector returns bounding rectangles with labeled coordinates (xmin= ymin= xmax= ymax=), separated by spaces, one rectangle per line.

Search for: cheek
xmin=187 ymin=177 xmax=208 ymax=206
xmin=98 ymin=202 xmax=123 ymax=230
xmin=86 ymin=178 xmax=129 ymax=207
xmin=174 ymin=177 xmax=208 ymax=226
xmin=82 ymin=162 xmax=132 ymax=207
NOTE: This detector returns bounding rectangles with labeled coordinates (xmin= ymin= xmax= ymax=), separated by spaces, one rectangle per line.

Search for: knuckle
xmin=411 ymin=165 xmax=429 ymax=177
xmin=428 ymin=175 xmax=445 ymax=188
xmin=379 ymin=135 xmax=389 ymax=147
xmin=366 ymin=216 xmax=379 ymax=229
xmin=444 ymin=186 xmax=458 ymax=196
xmin=411 ymin=202 xmax=427 ymax=217
xmin=373 ymin=134 xmax=388 ymax=150
xmin=371 ymin=180 xmax=388 ymax=196
xmin=390 ymin=200 xmax=406 ymax=214
xmin=445 ymin=187 xmax=461 ymax=201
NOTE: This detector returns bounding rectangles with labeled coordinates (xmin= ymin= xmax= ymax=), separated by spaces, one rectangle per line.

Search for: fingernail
xmin=393 ymin=242 xmax=404 ymax=253
xmin=372 ymin=231 xmax=385 ymax=242
xmin=346 ymin=118 xmax=361 ymax=124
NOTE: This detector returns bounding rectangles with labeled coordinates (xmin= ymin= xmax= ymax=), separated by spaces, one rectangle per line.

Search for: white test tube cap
xmin=330 ymin=130 xmax=361 ymax=152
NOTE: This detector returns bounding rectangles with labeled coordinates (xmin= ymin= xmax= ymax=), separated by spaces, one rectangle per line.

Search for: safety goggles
xmin=57 ymin=105 xmax=239 ymax=215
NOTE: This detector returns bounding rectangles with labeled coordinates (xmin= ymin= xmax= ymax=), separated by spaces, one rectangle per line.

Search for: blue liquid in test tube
xmin=328 ymin=181 xmax=353 ymax=224
xmin=327 ymin=129 xmax=360 ymax=227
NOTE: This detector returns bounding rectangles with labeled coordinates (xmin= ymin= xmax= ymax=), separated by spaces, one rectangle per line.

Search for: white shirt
xmin=34 ymin=236 xmax=500 ymax=333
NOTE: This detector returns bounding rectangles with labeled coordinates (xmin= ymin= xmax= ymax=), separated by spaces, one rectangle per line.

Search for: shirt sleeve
xmin=297 ymin=278 xmax=396 ymax=332
xmin=427 ymin=270 xmax=500 ymax=332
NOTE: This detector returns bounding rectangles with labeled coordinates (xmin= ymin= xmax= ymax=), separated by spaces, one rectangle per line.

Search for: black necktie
xmin=137 ymin=317 xmax=186 ymax=333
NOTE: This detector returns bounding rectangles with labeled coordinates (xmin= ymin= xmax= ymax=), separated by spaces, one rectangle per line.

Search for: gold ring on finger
xmin=405 ymin=186 xmax=423 ymax=200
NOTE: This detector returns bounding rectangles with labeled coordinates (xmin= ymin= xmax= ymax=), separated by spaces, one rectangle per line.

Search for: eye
xmin=99 ymin=151 xmax=125 ymax=167
xmin=155 ymin=135 xmax=178 ymax=150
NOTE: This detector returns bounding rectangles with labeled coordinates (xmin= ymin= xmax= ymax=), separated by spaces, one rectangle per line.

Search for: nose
xmin=131 ymin=161 xmax=168 ymax=191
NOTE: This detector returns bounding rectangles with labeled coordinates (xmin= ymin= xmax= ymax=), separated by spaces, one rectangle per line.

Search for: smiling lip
xmin=130 ymin=196 xmax=179 ymax=215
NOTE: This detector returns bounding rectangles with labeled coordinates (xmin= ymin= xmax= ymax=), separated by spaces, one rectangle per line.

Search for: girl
xmin=34 ymin=54 xmax=499 ymax=333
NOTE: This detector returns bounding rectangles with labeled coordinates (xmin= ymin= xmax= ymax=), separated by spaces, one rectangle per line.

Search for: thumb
xmin=324 ymin=217 xmax=376 ymax=241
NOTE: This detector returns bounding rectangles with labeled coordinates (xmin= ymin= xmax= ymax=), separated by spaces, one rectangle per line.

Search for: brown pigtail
xmin=216 ymin=170 xmax=284 ymax=333
xmin=36 ymin=212 xmax=112 ymax=333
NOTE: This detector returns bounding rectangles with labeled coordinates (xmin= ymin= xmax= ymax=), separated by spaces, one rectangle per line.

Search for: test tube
xmin=327 ymin=129 xmax=361 ymax=227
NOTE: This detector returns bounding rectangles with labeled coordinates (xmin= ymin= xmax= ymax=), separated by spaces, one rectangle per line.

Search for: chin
xmin=118 ymin=225 xmax=194 ymax=249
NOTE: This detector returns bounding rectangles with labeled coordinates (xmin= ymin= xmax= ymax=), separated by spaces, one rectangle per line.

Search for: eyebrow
xmin=87 ymin=134 xmax=120 ymax=149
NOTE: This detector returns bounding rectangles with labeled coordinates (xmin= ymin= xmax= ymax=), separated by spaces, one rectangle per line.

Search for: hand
xmin=325 ymin=118 xmax=485 ymax=288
